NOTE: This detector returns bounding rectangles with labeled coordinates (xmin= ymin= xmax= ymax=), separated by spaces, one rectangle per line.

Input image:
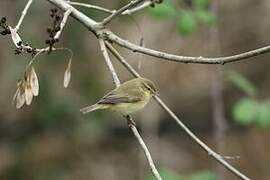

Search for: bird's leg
xmin=124 ymin=114 xmax=136 ymax=127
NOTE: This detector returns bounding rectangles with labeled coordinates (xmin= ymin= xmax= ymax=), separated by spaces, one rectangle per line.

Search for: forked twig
xmin=15 ymin=0 xmax=33 ymax=31
xmin=99 ymin=39 xmax=162 ymax=180
xmin=105 ymin=42 xmax=250 ymax=180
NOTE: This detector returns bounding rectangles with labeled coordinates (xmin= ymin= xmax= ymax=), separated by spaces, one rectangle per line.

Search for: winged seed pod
xmin=30 ymin=66 xmax=39 ymax=96
xmin=63 ymin=59 xmax=71 ymax=88
xmin=9 ymin=26 xmax=22 ymax=48
xmin=13 ymin=80 xmax=26 ymax=109
xmin=25 ymin=76 xmax=33 ymax=106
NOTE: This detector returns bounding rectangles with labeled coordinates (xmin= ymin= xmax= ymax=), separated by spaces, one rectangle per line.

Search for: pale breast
xmin=109 ymin=93 xmax=151 ymax=114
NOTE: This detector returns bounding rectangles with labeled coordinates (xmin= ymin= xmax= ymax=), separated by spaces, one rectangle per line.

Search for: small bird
xmin=80 ymin=77 xmax=157 ymax=115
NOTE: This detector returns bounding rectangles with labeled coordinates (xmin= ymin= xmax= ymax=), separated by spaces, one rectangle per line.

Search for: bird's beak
xmin=154 ymin=92 xmax=160 ymax=97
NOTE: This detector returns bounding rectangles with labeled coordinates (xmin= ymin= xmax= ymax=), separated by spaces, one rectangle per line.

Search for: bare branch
xmin=101 ymin=0 xmax=144 ymax=26
xmin=99 ymin=39 xmax=162 ymax=180
xmin=122 ymin=1 xmax=152 ymax=15
xmin=15 ymin=0 xmax=33 ymax=31
xmin=106 ymin=31 xmax=270 ymax=65
xmin=49 ymin=0 xmax=270 ymax=65
xmin=105 ymin=42 xmax=250 ymax=180
xmin=47 ymin=0 xmax=99 ymax=33
xmin=99 ymin=39 xmax=121 ymax=87
xmin=67 ymin=0 xmax=152 ymax=16
xmin=66 ymin=1 xmax=113 ymax=14
xmin=54 ymin=8 xmax=72 ymax=40
xmin=126 ymin=115 xmax=162 ymax=180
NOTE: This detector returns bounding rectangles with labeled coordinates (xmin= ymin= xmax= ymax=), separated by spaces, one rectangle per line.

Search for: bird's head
xmin=140 ymin=78 xmax=158 ymax=96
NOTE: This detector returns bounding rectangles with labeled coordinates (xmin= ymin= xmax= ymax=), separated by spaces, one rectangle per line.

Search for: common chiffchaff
xmin=80 ymin=78 xmax=157 ymax=115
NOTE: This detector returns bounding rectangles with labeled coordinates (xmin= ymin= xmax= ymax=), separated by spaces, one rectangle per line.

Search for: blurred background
xmin=0 ymin=0 xmax=270 ymax=179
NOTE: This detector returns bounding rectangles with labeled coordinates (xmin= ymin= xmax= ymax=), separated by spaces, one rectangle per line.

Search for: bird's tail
xmin=80 ymin=104 xmax=105 ymax=114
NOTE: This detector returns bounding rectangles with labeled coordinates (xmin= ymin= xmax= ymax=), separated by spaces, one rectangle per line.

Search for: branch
xmin=101 ymin=0 xmax=144 ymax=26
xmin=126 ymin=115 xmax=162 ymax=180
xmin=105 ymin=42 xmax=250 ymax=180
xmin=66 ymin=1 xmax=113 ymax=14
xmin=15 ymin=0 xmax=33 ymax=31
xmin=48 ymin=0 xmax=270 ymax=65
xmin=54 ymin=8 xmax=72 ymax=41
xmin=106 ymin=31 xmax=270 ymax=65
xmin=67 ymin=0 xmax=153 ymax=16
xmin=122 ymin=1 xmax=153 ymax=15
xmin=99 ymin=39 xmax=121 ymax=87
xmin=99 ymin=39 xmax=162 ymax=180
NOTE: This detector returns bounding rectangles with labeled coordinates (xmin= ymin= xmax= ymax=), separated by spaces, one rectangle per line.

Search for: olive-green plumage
xmin=80 ymin=78 xmax=157 ymax=115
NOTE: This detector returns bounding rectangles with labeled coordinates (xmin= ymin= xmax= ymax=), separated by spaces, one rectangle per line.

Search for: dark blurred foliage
xmin=0 ymin=0 xmax=270 ymax=180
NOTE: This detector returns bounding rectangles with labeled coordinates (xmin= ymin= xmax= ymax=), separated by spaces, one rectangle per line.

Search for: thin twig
xmin=67 ymin=0 xmax=152 ymax=16
xmin=105 ymin=42 xmax=250 ymax=180
xmin=126 ymin=115 xmax=162 ymax=180
xmin=15 ymin=0 xmax=33 ymax=31
xmin=66 ymin=1 xmax=113 ymax=14
xmin=101 ymin=0 xmax=143 ymax=26
xmin=106 ymin=31 xmax=270 ymax=65
xmin=99 ymin=39 xmax=121 ymax=86
xmin=122 ymin=1 xmax=152 ymax=15
xmin=99 ymin=39 xmax=162 ymax=180
xmin=54 ymin=8 xmax=72 ymax=40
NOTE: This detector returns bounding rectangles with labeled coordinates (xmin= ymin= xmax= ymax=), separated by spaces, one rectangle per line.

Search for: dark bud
xmin=50 ymin=13 xmax=55 ymax=18
xmin=1 ymin=31 xmax=7 ymax=35
xmin=24 ymin=42 xmax=29 ymax=46
xmin=46 ymin=27 xmax=52 ymax=33
xmin=54 ymin=38 xmax=59 ymax=42
xmin=52 ymin=8 xmax=58 ymax=13
xmin=6 ymin=29 xmax=10 ymax=34
xmin=49 ymin=33 xmax=54 ymax=38
xmin=55 ymin=26 xmax=61 ymax=32
xmin=55 ymin=15 xmax=62 ymax=21
xmin=45 ymin=39 xmax=51 ymax=44
xmin=17 ymin=41 xmax=22 ymax=46
xmin=1 ymin=17 xmax=6 ymax=24
xmin=50 ymin=8 xmax=57 ymax=14
xmin=27 ymin=48 xmax=32 ymax=53
xmin=15 ymin=49 xmax=22 ymax=55
xmin=150 ymin=3 xmax=155 ymax=7
xmin=51 ymin=39 xmax=56 ymax=44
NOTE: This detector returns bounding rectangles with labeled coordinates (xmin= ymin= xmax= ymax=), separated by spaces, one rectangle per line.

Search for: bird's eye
xmin=147 ymin=87 xmax=151 ymax=91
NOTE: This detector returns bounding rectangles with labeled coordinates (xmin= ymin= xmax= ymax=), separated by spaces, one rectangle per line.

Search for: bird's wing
xmin=97 ymin=91 xmax=140 ymax=105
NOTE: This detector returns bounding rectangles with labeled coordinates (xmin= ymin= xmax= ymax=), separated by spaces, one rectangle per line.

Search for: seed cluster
xmin=13 ymin=66 xmax=39 ymax=109
xmin=46 ymin=8 xmax=62 ymax=52
xmin=0 ymin=17 xmax=11 ymax=35
xmin=14 ymin=42 xmax=37 ymax=56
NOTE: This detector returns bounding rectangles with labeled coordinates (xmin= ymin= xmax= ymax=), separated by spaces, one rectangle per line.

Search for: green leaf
xmin=233 ymin=98 xmax=259 ymax=125
xmin=177 ymin=11 xmax=197 ymax=36
xmin=190 ymin=170 xmax=217 ymax=180
xmin=147 ymin=3 xmax=177 ymax=19
xmin=196 ymin=9 xmax=216 ymax=25
xmin=146 ymin=169 xmax=183 ymax=180
xmin=194 ymin=0 xmax=211 ymax=9
xmin=257 ymin=102 xmax=270 ymax=128
xmin=226 ymin=71 xmax=257 ymax=96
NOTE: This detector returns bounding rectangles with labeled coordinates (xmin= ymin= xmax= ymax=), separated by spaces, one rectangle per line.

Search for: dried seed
xmin=30 ymin=66 xmax=39 ymax=96
xmin=63 ymin=60 xmax=72 ymax=88
xmin=16 ymin=85 xmax=25 ymax=109
xmin=25 ymin=77 xmax=33 ymax=106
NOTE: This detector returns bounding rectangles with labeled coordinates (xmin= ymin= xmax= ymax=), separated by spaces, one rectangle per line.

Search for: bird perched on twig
xmin=80 ymin=77 xmax=158 ymax=115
